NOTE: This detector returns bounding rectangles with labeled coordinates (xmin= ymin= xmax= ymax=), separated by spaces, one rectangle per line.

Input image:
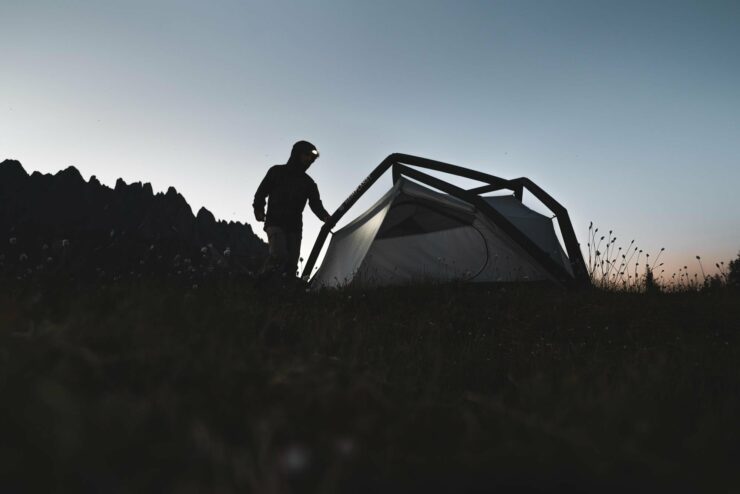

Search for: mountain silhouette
xmin=0 ymin=159 xmax=267 ymax=279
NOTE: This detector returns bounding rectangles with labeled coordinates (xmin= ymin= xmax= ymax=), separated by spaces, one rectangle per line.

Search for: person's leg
xmin=263 ymin=226 xmax=288 ymax=276
xmin=286 ymin=230 xmax=302 ymax=278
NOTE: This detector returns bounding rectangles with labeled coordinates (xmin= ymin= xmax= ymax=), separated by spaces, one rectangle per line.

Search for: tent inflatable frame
xmin=302 ymin=153 xmax=590 ymax=289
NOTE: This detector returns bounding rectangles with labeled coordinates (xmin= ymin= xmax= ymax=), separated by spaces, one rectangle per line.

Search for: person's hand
xmin=255 ymin=210 xmax=265 ymax=222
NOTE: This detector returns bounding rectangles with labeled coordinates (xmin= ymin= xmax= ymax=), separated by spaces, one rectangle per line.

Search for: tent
xmin=303 ymin=154 xmax=589 ymax=289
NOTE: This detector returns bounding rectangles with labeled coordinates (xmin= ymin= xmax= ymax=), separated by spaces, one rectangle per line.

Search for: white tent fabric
xmin=311 ymin=178 xmax=573 ymax=288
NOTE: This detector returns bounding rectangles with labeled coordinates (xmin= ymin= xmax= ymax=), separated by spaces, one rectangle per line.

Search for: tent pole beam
xmin=392 ymin=154 xmax=513 ymax=190
xmin=392 ymin=163 xmax=402 ymax=184
xmin=301 ymin=155 xmax=398 ymax=279
xmin=510 ymin=178 xmax=589 ymax=286
xmin=467 ymin=183 xmax=525 ymax=199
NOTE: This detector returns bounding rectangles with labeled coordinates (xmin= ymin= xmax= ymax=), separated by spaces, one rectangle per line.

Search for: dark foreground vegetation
xmin=1 ymin=277 xmax=739 ymax=493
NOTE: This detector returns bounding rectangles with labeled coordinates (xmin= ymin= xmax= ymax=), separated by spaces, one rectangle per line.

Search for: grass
xmin=1 ymin=276 xmax=739 ymax=492
xmin=586 ymin=222 xmax=668 ymax=291
xmin=585 ymin=223 xmax=737 ymax=293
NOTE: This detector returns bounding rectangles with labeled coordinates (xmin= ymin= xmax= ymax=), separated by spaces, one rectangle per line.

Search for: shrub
xmin=729 ymin=252 xmax=740 ymax=288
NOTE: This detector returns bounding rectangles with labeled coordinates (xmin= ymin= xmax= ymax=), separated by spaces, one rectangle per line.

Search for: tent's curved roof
xmin=302 ymin=153 xmax=590 ymax=288
xmin=312 ymin=178 xmax=573 ymax=288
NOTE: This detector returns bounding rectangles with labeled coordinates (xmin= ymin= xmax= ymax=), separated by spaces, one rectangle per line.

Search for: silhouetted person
xmin=253 ymin=140 xmax=331 ymax=281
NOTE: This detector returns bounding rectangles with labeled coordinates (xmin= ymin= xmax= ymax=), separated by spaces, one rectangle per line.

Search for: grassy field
xmin=1 ymin=277 xmax=738 ymax=492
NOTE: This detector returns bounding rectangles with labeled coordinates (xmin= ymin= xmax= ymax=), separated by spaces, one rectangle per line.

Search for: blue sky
xmin=2 ymin=0 xmax=739 ymax=277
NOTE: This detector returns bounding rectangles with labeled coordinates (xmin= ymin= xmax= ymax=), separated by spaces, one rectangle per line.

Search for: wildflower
xmin=192 ymin=284 xmax=198 ymax=289
xmin=42 ymin=244 xmax=49 ymax=250
xmin=19 ymin=253 xmax=28 ymax=262
xmin=9 ymin=237 xmax=17 ymax=245
xmin=280 ymin=444 xmax=311 ymax=474
xmin=223 ymin=248 xmax=231 ymax=256
xmin=335 ymin=437 xmax=356 ymax=457
xmin=200 ymin=246 xmax=208 ymax=254
xmin=110 ymin=229 xmax=115 ymax=237
xmin=62 ymin=239 xmax=70 ymax=247
xmin=46 ymin=257 xmax=53 ymax=263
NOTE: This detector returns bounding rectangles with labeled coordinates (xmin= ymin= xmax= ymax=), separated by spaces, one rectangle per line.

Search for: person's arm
xmin=252 ymin=167 xmax=275 ymax=222
xmin=308 ymin=181 xmax=331 ymax=222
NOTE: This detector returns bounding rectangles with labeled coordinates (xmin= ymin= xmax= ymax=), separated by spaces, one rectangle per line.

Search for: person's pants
xmin=264 ymin=226 xmax=302 ymax=277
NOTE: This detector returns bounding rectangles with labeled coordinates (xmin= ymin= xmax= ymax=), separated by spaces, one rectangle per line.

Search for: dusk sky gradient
xmin=2 ymin=0 xmax=739 ymax=278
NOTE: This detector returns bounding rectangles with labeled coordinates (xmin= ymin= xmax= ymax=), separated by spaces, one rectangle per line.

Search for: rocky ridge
xmin=0 ymin=159 xmax=267 ymax=279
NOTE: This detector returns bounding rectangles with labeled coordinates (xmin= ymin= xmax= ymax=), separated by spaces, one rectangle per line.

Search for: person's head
xmin=290 ymin=140 xmax=319 ymax=169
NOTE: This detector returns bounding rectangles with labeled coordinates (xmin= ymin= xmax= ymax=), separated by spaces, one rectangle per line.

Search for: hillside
xmin=1 ymin=279 xmax=738 ymax=492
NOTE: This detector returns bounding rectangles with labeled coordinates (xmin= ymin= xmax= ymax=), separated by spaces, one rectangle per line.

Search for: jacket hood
xmin=288 ymin=140 xmax=319 ymax=171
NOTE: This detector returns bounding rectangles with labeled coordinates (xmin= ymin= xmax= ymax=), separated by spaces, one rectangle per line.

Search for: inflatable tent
xmin=303 ymin=154 xmax=589 ymax=289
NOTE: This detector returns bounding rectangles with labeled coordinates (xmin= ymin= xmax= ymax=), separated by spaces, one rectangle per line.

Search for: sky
xmin=2 ymin=0 xmax=739 ymax=279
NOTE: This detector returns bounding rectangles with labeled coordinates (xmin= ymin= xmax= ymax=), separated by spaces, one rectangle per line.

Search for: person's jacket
xmin=253 ymin=158 xmax=330 ymax=232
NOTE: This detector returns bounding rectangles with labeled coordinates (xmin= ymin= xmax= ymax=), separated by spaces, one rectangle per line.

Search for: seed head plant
xmin=587 ymin=223 xmax=736 ymax=292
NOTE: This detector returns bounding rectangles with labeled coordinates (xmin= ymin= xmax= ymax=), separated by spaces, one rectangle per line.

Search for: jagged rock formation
xmin=0 ymin=159 xmax=267 ymax=279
